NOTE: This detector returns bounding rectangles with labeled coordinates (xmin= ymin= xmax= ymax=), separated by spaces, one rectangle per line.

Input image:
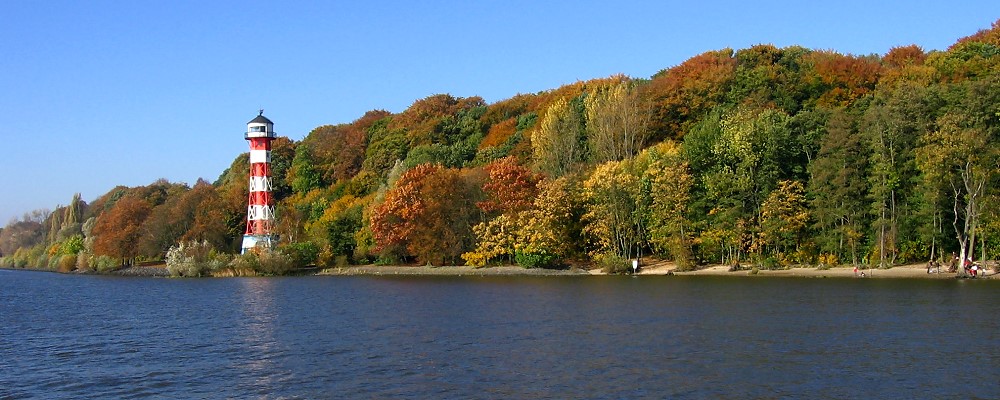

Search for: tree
xmin=640 ymin=142 xmax=694 ymax=267
xmin=760 ymin=180 xmax=810 ymax=256
xmin=91 ymin=196 xmax=153 ymax=262
xmin=478 ymin=156 xmax=540 ymax=215
xmin=643 ymin=49 xmax=736 ymax=140
xmin=583 ymin=160 xmax=644 ymax=262
xmin=0 ymin=215 xmax=46 ymax=257
xmin=585 ymin=78 xmax=650 ymax=163
xmin=916 ymin=107 xmax=998 ymax=276
xmin=862 ymin=83 xmax=931 ymax=266
xmin=369 ymin=164 xmax=481 ymax=265
xmin=808 ymin=109 xmax=869 ymax=264
xmin=288 ymin=143 xmax=323 ymax=194
xmin=532 ymin=97 xmax=585 ymax=177
xmin=405 ymin=168 xmax=479 ymax=265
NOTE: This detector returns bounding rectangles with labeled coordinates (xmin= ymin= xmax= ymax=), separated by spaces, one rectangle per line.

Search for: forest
xmin=2 ymin=20 xmax=999 ymax=275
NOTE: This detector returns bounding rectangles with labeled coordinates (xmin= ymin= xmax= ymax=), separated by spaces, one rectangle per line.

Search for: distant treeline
xmin=2 ymin=20 xmax=999 ymax=273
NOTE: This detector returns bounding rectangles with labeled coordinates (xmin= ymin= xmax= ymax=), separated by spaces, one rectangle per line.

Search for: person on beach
xmin=853 ymin=266 xmax=858 ymax=277
xmin=949 ymin=252 xmax=958 ymax=273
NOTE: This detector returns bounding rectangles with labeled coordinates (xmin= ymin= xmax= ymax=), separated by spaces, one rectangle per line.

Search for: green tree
xmin=808 ymin=109 xmax=869 ymax=264
xmin=288 ymin=143 xmax=323 ymax=194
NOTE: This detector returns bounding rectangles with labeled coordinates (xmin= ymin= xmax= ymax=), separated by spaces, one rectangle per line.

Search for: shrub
xmin=57 ymin=254 xmax=77 ymax=273
xmin=281 ymin=242 xmax=319 ymax=267
xmin=596 ymin=253 xmax=631 ymax=274
xmin=92 ymin=255 xmax=120 ymax=272
xmin=514 ymin=250 xmax=558 ymax=269
xmin=462 ymin=251 xmax=489 ymax=267
xmin=759 ymin=256 xmax=780 ymax=270
xmin=228 ymin=250 xmax=294 ymax=276
xmin=166 ymin=240 xmax=227 ymax=277
xmin=817 ymin=253 xmax=839 ymax=270
xmin=76 ymin=252 xmax=91 ymax=271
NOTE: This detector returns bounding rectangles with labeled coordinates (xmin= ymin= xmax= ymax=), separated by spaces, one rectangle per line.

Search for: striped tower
xmin=241 ymin=110 xmax=278 ymax=254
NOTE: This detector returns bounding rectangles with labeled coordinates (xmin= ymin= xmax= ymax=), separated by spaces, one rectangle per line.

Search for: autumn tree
xmin=532 ymin=97 xmax=586 ymax=177
xmin=370 ymin=164 xmax=481 ymax=265
xmin=478 ymin=156 xmax=540 ymax=215
xmin=639 ymin=142 xmax=694 ymax=268
xmin=0 ymin=213 xmax=47 ymax=257
xmin=643 ymin=49 xmax=736 ymax=140
xmin=759 ymin=180 xmax=810 ymax=258
xmin=583 ymin=160 xmax=644 ymax=266
xmin=585 ymin=78 xmax=650 ymax=163
xmin=91 ymin=196 xmax=153 ymax=263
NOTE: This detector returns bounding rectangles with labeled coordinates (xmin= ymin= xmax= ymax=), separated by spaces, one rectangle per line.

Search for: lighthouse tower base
xmin=241 ymin=234 xmax=277 ymax=254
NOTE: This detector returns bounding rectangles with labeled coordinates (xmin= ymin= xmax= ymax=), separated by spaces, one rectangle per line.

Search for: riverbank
xmin=318 ymin=265 xmax=590 ymax=276
xmin=4 ymin=262 xmax=996 ymax=279
xmin=645 ymin=262 xmax=993 ymax=279
xmin=320 ymin=261 xmax=997 ymax=279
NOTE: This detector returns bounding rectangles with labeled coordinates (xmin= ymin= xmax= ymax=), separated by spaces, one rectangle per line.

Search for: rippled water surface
xmin=1 ymin=270 xmax=998 ymax=399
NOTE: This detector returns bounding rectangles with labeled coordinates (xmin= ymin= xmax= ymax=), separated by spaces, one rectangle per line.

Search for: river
xmin=1 ymin=270 xmax=997 ymax=399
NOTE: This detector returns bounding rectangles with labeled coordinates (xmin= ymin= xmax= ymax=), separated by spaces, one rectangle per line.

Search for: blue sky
xmin=1 ymin=1 xmax=997 ymax=224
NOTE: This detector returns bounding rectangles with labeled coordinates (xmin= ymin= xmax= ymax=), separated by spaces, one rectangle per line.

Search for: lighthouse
xmin=241 ymin=110 xmax=278 ymax=254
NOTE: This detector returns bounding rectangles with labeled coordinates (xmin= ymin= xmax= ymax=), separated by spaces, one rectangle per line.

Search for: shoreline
xmin=317 ymin=262 xmax=997 ymax=280
xmin=3 ymin=263 xmax=996 ymax=280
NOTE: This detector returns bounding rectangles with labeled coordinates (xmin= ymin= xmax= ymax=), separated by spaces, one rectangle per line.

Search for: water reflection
xmin=236 ymin=278 xmax=280 ymax=392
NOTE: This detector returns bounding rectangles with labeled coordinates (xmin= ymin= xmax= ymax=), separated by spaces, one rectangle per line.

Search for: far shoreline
xmin=319 ymin=262 xmax=997 ymax=280
xmin=3 ymin=262 xmax=996 ymax=280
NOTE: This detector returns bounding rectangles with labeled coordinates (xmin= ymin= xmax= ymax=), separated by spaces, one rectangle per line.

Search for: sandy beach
xmin=634 ymin=260 xmax=997 ymax=279
xmin=318 ymin=261 xmax=997 ymax=279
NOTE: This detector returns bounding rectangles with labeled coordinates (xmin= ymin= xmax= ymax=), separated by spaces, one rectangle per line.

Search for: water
xmin=1 ymin=270 xmax=997 ymax=399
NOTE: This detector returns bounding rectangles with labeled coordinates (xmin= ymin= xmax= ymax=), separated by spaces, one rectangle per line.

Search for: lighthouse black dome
xmin=248 ymin=110 xmax=273 ymax=125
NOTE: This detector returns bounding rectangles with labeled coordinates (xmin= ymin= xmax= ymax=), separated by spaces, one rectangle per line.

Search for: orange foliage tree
xmin=91 ymin=196 xmax=153 ymax=261
xmin=477 ymin=156 xmax=540 ymax=215
xmin=370 ymin=163 xmax=481 ymax=265
xmin=642 ymin=49 xmax=736 ymax=140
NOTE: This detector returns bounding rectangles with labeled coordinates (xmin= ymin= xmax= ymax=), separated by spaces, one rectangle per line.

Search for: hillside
xmin=2 ymin=20 xmax=999 ymax=273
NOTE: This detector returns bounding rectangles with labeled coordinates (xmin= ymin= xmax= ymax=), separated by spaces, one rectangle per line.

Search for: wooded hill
xmin=3 ymin=20 xmax=999 ymax=273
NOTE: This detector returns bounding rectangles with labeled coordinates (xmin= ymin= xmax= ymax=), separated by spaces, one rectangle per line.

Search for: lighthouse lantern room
xmin=241 ymin=110 xmax=278 ymax=254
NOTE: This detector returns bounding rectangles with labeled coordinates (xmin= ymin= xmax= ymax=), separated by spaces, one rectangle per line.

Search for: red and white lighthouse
xmin=241 ymin=110 xmax=277 ymax=253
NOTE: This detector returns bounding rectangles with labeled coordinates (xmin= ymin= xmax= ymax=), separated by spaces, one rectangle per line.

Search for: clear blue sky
xmin=1 ymin=1 xmax=997 ymax=224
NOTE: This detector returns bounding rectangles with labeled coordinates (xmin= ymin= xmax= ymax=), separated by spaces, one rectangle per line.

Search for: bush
xmin=166 ymin=240 xmax=228 ymax=277
xmin=281 ymin=242 xmax=320 ymax=267
xmin=596 ymin=253 xmax=631 ymax=274
xmin=92 ymin=255 xmax=120 ymax=272
xmin=76 ymin=252 xmax=91 ymax=271
xmin=57 ymin=254 xmax=77 ymax=273
xmin=817 ymin=253 xmax=838 ymax=270
xmin=514 ymin=250 xmax=558 ymax=269
xmin=759 ymin=256 xmax=780 ymax=270
xmin=228 ymin=250 xmax=294 ymax=276
xmin=36 ymin=254 xmax=50 ymax=270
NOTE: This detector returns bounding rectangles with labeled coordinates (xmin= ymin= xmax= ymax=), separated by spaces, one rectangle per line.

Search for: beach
xmin=319 ymin=261 xmax=996 ymax=279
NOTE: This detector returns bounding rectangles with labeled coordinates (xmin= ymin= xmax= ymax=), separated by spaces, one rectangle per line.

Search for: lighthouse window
xmin=251 ymin=126 xmax=266 ymax=132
